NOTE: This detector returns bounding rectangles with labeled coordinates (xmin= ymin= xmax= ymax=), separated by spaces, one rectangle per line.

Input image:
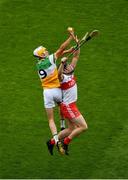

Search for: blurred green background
xmin=0 ymin=0 xmax=128 ymax=178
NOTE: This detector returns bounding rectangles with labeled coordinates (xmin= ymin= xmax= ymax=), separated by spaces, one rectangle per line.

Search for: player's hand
xmin=67 ymin=27 xmax=74 ymax=34
xmin=67 ymin=27 xmax=75 ymax=39
xmin=75 ymin=35 xmax=79 ymax=43
xmin=73 ymin=47 xmax=80 ymax=56
xmin=67 ymin=27 xmax=79 ymax=43
xmin=61 ymin=57 xmax=68 ymax=63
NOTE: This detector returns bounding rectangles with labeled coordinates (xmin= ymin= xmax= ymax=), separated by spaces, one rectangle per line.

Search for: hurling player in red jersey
xmin=57 ymin=48 xmax=88 ymax=155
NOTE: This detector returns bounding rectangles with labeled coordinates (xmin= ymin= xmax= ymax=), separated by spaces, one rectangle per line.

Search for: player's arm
xmin=54 ymin=27 xmax=78 ymax=60
xmin=58 ymin=57 xmax=68 ymax=81
xmin=61 ymin=46 xmax=74 ymax=56
xmin=70 ymin=48 xmax=80 ymax=68
xmin=54 ymin=36 xmax=73 ymax=60
xmin=63 ymin=48 xmax=80 ymax=74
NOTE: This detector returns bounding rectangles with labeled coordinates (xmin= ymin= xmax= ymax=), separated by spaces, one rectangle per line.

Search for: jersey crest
xmin=36 ymin=57 xmax=52 ymax=71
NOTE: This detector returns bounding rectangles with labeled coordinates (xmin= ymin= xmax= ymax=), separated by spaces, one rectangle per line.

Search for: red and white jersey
xmin=61 ymin=74 xmax=77 ymax=105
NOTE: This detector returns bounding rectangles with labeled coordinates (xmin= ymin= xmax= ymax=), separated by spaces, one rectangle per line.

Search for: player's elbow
xmin=55 ymin=50 xmax=63 ymax=59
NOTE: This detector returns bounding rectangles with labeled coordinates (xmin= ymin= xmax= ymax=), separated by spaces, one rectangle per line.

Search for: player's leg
xmin=53 ymin=88 xmax=66 ymax=154
xmin=58 ymin=119 xmax=75 ymax=140
xmin=60 ymin=118 xmax=65 ymax=131
xmin=44 ymin=89 xmax=65 ymax=155
xmin=62 ymin=115 xmax=87 ymax=155
xmin=43 ymin=89 xmax=59 ymax=142
xmin=58 ymin=119 xmax=76 ymax=155
xmin=68 ymin=114 xmax=88 ymax=140
xmin=62 ymin=102 xmax=88 ymax=150
xmin=58 ymin=102 xmax=74 ymax=138
xmin=46 ymin=108 xmax=58 ymax=141
xmin=59 ymin=106 xmax=66 ymax=130
xmin=46 ymin=108 xmax=65 ymax=155
xmin=45 ymin=108 xmax=58 ymax=155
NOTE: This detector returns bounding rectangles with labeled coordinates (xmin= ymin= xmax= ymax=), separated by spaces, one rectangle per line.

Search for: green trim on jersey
xmin=36 ymin=57 xmax=52 ymax=70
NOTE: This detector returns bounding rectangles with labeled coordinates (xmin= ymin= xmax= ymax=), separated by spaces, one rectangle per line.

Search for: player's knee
xmin=81 ymin=123 xmax=88 ymax=131
xmin=79 ymin=116 xmax=88 ymax=131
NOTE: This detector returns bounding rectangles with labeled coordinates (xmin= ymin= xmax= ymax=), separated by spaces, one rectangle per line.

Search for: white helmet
xmin=33 ymin=46 xmax=47 ymax=57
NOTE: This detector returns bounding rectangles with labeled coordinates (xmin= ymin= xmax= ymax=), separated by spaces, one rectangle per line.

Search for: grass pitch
xmin=0 ymin=0 xmax=128 ymax=178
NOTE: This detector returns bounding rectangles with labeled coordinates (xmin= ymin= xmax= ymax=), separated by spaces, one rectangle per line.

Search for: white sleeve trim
xmin=49 ymin=54 xmax=56 ymax=64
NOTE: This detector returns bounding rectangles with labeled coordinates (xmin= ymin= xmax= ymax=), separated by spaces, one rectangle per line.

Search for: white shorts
xmin=43 ymin=88 xmax=62 ymax=108
xmin=62 ymin=84 xmax=77 ymax=105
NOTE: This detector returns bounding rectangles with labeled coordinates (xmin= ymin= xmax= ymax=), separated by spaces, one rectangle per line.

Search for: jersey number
xmin=39 ymin=69 xmax=47 ymax=79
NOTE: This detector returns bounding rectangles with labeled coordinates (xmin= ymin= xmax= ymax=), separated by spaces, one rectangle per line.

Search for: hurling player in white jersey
xmin=33 ymin=27 xmax=77 ymax=155
xmin=58 ymin=48 xmax=88 ymax=155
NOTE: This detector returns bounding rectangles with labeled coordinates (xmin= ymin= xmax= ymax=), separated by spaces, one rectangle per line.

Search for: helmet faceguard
xmin=63 ymin=62 xmax=74 ymax=75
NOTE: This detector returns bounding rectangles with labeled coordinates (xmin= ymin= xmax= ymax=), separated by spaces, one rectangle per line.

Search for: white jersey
xmin=61 ymin=74 xmax=77 ymax=105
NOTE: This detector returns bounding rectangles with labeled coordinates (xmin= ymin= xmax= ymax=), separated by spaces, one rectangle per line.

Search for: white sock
xmin=60 ymin=119 xmax=65 ymax=129
xmin=53 ymin=134 xmax=59 ymax=144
